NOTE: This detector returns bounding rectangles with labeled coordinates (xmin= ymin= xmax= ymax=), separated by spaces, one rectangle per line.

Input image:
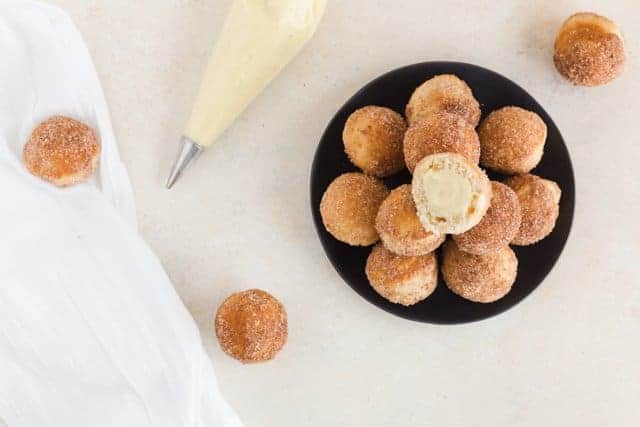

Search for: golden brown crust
xmin=320 ymin=173 xmax=390 ymax=246
xmin=403 ymin=112 xmax=480 ymax=174
xmin=554 ymin=12 xmax=625 ymax=86
xmin=405 ymin=74 xmax=481 ymax=126
xmin=365 ymin=243 xmax=438 ymax=306
xmin=442 ymin=240 xmax=518 ymax=303
xmin=453 ymin=182 xmax=522 ymax=255
xmin=505 ymin=174 xmax=561 ymax=246
xmin=343 ymin=106 xmax=407 ymax=177
xmin=23 ymin=116 xmax=100 ymax=187
xmin=375 ymin=185 xmax=445 ymax=256
xmin=479 ymin=106 xmax=547 ymax=175
xmin=215 ymin=289 xmax=288 ymax=364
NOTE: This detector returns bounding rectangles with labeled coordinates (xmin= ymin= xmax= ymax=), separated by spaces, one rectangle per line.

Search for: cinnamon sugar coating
xmin=23 ymin=116 xmax=100 ymax=186
xmin=215 ymin=289 xmax=287 ymax=363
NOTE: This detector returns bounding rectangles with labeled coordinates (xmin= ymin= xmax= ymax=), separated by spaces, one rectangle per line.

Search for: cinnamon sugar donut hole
xmin=554 ymin=12 xmax=625 ymax=86
xmin=442 ymin=240 xmax=518 ymax=304
xmin=479 ymin=106 xmax=546 ymax=175
xmin=23 ymin=116 xmax=100 ymax=187
xmin=320 ymin=173 xmax=390 ymax=246
xmin=453 ymin=182 xmax=522 ymax=255
xmin=343 ymin=106 xmax=407 ymax=177
xmin=411 ymin=153 xmax=492 ymax=235
xmin=406 ymin=74 xmax=481 ymax=127
xmin=403 ymin=112 xmax=480 ymax=174
xmin=366 ymin=243 xmax=438 ymax=306
xmin=215 ymin=289 xmax=287 ymax=364
xmin=375 ymin=185 xmax=445 ymax=257
xmin=505 ymin=174 xmax=562 ymax=246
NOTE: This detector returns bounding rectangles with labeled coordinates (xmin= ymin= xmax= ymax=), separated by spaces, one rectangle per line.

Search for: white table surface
xmin=48 ymin=1 xmax=640 ymax=426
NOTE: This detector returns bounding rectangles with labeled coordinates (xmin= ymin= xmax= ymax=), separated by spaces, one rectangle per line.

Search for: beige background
xmin=48 ymin=1 xmax=639 ymax=426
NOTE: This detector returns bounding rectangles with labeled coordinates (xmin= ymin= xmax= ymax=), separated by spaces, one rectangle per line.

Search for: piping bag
xmin=166 ymin=0 xmax=327 ymax=188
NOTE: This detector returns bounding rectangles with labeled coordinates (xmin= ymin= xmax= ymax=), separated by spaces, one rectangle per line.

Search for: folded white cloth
xmin=0 ymin=1 xmax=242 ymax=426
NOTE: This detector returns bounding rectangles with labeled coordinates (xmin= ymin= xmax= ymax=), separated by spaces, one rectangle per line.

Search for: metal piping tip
xmin=166 ymin=137 xmax=204 ymax=189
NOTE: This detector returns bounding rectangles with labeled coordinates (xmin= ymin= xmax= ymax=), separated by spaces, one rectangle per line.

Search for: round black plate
xmin=310 ymin=62 xmax=575 ymax=324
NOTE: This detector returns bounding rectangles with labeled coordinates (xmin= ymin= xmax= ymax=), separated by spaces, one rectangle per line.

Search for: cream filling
xmin=185 ymin=0 xmax=326 ymax=147
xmin=411 ymin=152 xmax=492 ymax=235
xmin=417 ymin=168 xmax=474 ymax=222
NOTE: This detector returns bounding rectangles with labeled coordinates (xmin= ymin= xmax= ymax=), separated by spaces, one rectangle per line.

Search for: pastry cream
xmin=412 ymin=153 xmax=491 ymax=235
xmin=417 ymin=168 xmax=474 ymax=220
xmin=185 ymin=0 xmax=327 ymax=147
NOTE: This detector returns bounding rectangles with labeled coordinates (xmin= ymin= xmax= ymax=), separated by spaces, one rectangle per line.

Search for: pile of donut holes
xmin=322 ymin=11 xmax=625 ymax=306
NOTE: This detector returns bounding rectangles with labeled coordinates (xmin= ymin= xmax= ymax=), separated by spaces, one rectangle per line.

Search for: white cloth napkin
xmin=0 ymin=1 xmax=242 ymax=426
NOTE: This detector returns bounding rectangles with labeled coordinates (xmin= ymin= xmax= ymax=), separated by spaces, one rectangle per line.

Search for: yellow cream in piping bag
xmin=167 ymin=0 xmax=327 ymax=188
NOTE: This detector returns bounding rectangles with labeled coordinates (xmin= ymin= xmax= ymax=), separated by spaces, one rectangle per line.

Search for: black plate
xmin=310 ymin=62 xmax=575 ymax=324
